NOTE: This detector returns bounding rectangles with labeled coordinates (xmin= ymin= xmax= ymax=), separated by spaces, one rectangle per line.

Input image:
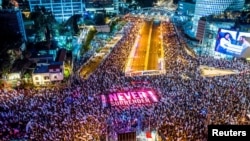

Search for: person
xmin=217 ymin=32 xmax=244 ymax=56
xmin=219 ymin=33 xmax=232 ymax=48
xmin=216 ymin=32 xmax=233 ymax=54
xmin=238 ymin=36 xmax=250 ymax=49
xmin=238 ymin=36 xmax=250 ymax=57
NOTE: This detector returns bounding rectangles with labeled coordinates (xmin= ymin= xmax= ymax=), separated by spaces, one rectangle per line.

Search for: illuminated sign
xmin=101 ymin=89 xmax=159 ymax=107
xmin=215 ymin=29 xmax=250 ymax=58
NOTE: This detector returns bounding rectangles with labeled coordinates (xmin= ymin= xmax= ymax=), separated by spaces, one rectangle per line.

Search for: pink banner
xmin=101 ymin=89 xmax=159 ymax=107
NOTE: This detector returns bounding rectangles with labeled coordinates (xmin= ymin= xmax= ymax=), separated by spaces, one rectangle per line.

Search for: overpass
xmin=124 ymin=7 xmax=177 ymax=77
xmin=128 ymin=7 xmax=175 ymax=21
xmin=125 ymin=19 xmax=165 ymax=77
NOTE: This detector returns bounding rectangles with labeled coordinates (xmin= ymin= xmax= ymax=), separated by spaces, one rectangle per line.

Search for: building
xmin=178 ymin=0 xmax=250 ymax=59
xmin=29 ymin=54 xmax=54 ymax=63
xmin=188 ymin=10 xmax=250 ymax=59
xmin=180 ymin=0 xmax=245 ymax=38
xmin=0 ymin=0 xmax=2 ymax=9
xmin=192 ymin=0 xmax=245 ymax=37
xmin=56 ymin=48 xmax=67 ymax=62
xmin=0 ymin=9 xmax=27 ymax=42
xmin=194 ymin=0 xmax=245 ymax=17
xmin=240 ymin=23 xmax=250 ymax=32
xmin=29 ymin=0 xmax=85 ymax=21
xmin=181 ymin=0 xmax=245 ymax=39
xmin=28 ymin=41 xmax=67 ymax=85
xmin=29 ymin=0 xmax=120 ymax=22
xmin=8 ymin=72 xmax=21 ymax=80
xmin=32 ymin=62 xmax=64 ymax=85
xmin=177 ymin=0 xmax=195 ymax=16
xmin=197 ymin=17 xmax=235 ymax=56
xmin=85 ymin=0 xmax=119 ymax=15
xmin=31 ymin=48 xmax=66 ymax=85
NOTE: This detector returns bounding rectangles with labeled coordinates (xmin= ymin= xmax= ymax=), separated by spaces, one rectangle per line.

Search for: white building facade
xmin=32 ymin=62 xmax=64 ymax=86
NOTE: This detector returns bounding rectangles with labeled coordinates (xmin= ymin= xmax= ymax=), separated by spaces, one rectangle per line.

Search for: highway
xmin=131 ymin=20 xmax=152 ymax=71
xmin=129 ymin=19 xmax=163 ymax=72
xmin=147 ymin=21 xmax=161 ymax=70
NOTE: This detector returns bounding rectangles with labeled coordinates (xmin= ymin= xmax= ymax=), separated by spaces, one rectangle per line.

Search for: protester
xmin=0 ymin=16 xmax=249 ymax=141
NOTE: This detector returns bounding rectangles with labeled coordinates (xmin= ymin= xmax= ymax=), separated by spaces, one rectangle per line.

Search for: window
xmin=35 ymin=77 xmax=39 ymax=80
xmin=44 ymin=76 xmax=50 ymax=80
xmin=54 ymin=75 xmax=57 ymax=79
xmin=53 ymin=0 xmax=61 ymax=3
xmin=41 ymin=0 xmax=51 ymax=3
xmin=208 ymin=33 xmax=213 ymax=39
xmin=45 ymin=82 xmax=50 ymax=85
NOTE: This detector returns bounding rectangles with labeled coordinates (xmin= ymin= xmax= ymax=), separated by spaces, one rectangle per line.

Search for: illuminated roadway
xmin=147 ymin=21 xmax=161 ymax=70
xmin=129 ymin=20 xmax=162 ymax=72
xmin=131 ymin=20 xmax=152 ymax=71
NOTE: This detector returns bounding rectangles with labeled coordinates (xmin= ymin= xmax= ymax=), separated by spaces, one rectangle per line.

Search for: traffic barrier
xmin=125 ymin=70 xmax=166 ymax=77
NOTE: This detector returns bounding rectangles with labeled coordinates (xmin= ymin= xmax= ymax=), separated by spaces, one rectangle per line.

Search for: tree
xmin=135 ymin=0 xmax=155 ymax=7
xmin=30 ymin=5 xmax=58 ymax=42
xmin=63 ymin=14 xmax=82 ymax=35
xmin=81 ymin=28 xmax=97 ymax=55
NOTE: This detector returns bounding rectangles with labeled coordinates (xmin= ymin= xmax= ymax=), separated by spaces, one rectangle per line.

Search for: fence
xmin=125 ymin=70 xmax=166 ymax=77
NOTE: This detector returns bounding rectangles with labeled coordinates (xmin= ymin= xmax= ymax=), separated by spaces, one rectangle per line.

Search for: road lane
xmin=131 ymin=20 xmax=152 ymax=71
xmin=147 ymin=20 xmax=161 ymax=70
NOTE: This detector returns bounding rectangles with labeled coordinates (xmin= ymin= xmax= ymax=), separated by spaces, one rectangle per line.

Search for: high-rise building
xmin=194 ymin=0 xmax=245 ymax=17
xmin=85 ymin=0 xmax=118 ymax=15
xmin=177 ymin=0 xmax=195 ymax=16
xmin=29 ymin=0 xmax=119 ymax=22
xmin=29 ymin=0 xmax=85 ymax=21
xmin=180 ymin=0 xmax=247 ymax=57
xmin=0 ymin=0 xmax=2 ymax=9
xmin=192 ymin=0 xmax=245 ymax=38
xmin=0 ymin=9 xmax=27 ymax=42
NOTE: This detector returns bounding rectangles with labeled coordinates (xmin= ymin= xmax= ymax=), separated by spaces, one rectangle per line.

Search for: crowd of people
xmin=0 ymin=16 xmax=250 ymax=141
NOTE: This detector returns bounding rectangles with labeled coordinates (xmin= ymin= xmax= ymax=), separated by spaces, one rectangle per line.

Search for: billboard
xmin=215 ymin=29 xmax=250 ymax=58
xmin=101 ymin=89 xmax=159 ymax=107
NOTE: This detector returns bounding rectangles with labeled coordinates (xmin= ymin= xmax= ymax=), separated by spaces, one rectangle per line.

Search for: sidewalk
xmin=78 ymin=34 xmax=123 ymax=79
xmin=199 ymin=65 xmax=239 ymax=77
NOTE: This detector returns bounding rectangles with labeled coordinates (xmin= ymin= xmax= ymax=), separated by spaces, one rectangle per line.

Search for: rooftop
xmin=56 ymin=48 xmax=67 ymax=62
xmin=34 ymin=61 xmax=63 ymax=74
xmin=33 ymin=65 xmax=49 ymax=74
xmin=30 ymin=54 xmax=54 ymax=59
xmin=50 ymin=61 xmax=63 ymax=66
xmin=48 ymin=64 xmax=60 ymax=68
